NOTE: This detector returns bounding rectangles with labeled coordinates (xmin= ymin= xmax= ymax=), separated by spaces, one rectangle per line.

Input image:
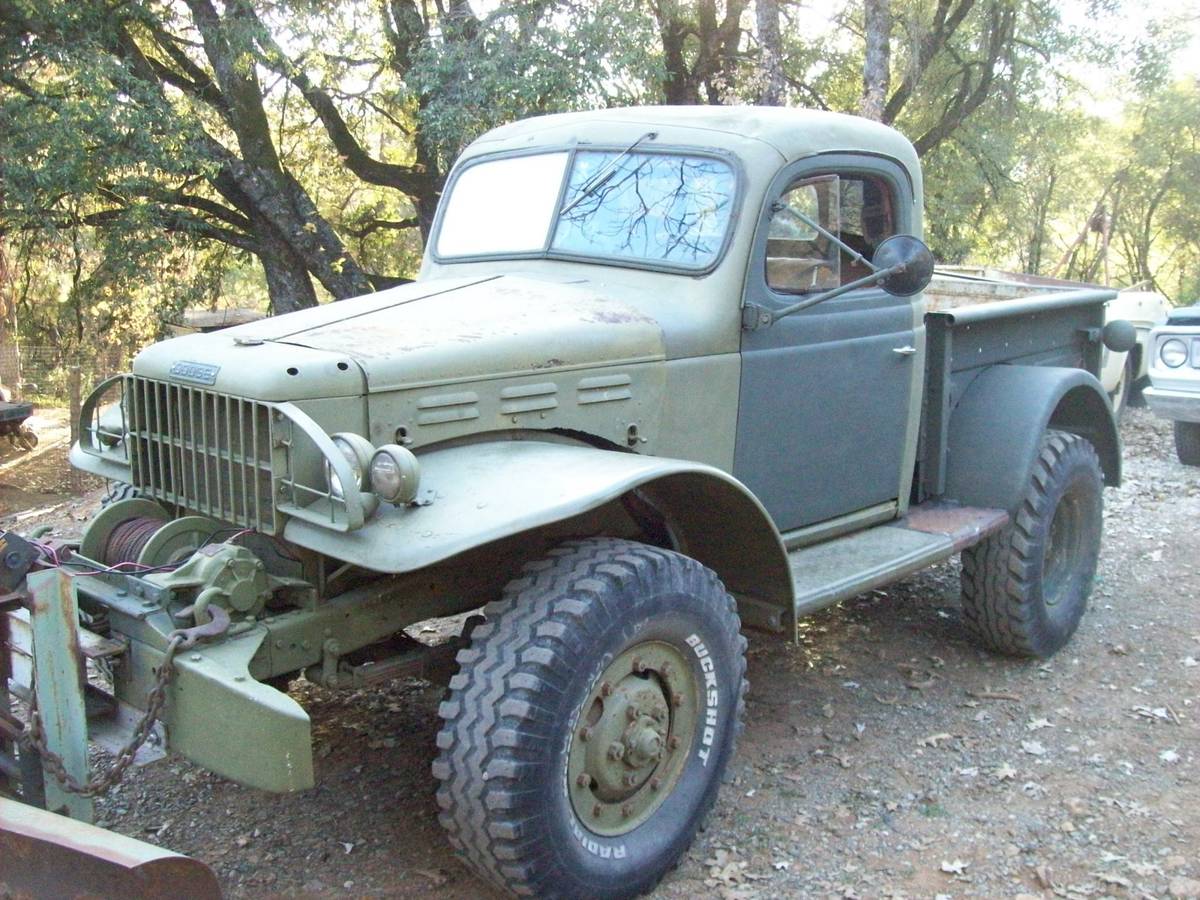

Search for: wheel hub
xmin=568 ymin=641 xmax=698 ymax=836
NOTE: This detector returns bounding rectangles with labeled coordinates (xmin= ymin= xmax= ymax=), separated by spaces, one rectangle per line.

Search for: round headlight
xmin=369 ymin=444 xmax=421 ymax=504
xmin=1161 ymin=338 xmax=1188 ymax=368
xmin=324 ymin=433 xmax=374 ymax=499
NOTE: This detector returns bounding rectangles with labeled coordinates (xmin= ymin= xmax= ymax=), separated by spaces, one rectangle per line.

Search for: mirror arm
xmin=783 ymin=206 xmax=878 ymax=273
xmin=747 ymin=261 xmax=910 ymax=330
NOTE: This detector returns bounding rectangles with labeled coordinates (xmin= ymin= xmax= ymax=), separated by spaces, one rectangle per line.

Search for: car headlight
xmin=324 ymin=433 xmax=374 ymax=499
xmin=1160 ymin=338 xmax=1188 ymax=368
xmin=369 ymin=444 xmax=421 ymax=504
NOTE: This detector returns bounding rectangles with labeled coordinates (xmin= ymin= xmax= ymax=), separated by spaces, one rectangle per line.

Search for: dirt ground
xmin=2 ymin=407 xmax=1198 ymax=900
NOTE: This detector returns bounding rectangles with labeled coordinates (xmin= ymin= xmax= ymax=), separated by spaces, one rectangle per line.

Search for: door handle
xmin=892 ymin=345 xmax=917 ymax=356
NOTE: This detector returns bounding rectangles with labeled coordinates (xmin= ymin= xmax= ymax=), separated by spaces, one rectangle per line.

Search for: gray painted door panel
xmin=735 ymin=293 xmax=914 ymax=529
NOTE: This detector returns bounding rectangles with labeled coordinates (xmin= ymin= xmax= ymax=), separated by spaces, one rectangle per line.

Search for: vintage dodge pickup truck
xmin=1 ymin=107 xmax=1134 ymax=898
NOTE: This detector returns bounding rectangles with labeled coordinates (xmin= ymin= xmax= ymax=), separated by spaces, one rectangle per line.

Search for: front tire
xmin=1176 ymin=421 xmax=1200 ymax=467
xmin=960 ymin=430 xmax=1103 ymax=658
xmin=433 ymin=538 xmax=747 ymax=899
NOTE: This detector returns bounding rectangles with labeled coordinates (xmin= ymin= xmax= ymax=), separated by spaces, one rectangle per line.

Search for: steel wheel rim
xmin=567 ymin=641 xmax=698 ymax=837
xmin=1043 ymin=490 xmax=1083 ymax=608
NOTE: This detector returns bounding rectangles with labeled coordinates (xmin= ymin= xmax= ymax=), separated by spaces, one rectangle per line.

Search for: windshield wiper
xmin=558 ymin=131 xmax=658 ymax=217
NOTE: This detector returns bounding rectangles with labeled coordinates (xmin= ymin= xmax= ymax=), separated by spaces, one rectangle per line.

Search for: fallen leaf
xmin=919 ymin=732 xmax=954 ymax=748
xmin=993 ymin=763 xmax=1018 ymax=781
xmin=413 ymin=868 xmax=447 ymax=886
xmin=1160 ymin=748 xmax=1181 ymax=764
xmin=1128 ymin=861 xmax=1162 ymax=877
xmin=940 ymin=859 xmax=968 ymax=875
xmin=340 ymin=842 xmax=355 ymax=855
xmin=1026 ymin=717 xmax=1054 ymax=731
xmin=1021 ymin=740 xmax=1047 ymax=756
xmin=1034 ymin=864 xmax=1055 ymax=889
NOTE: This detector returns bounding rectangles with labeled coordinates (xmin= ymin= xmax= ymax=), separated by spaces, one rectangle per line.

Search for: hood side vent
xmin=500 ymin=382 xmax=559 ymax=415
xmin=577 ymin=374 xmax=633 ymax=406
xmin=416 ymin=391 xmax=480 ymax=425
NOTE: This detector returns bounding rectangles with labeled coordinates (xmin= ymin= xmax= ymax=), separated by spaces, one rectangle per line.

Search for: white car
xmin=1100 ymin=290 xmax=1172 ymax=414
xmin=1144 ymin=304 xmax=1200 ymax=465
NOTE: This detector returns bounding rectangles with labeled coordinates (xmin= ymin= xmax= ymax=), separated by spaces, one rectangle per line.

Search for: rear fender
xmin=283 ymin=441 xmax=794 ymax=627
xmin=943 ymin=365 xmax=1121 ymax=513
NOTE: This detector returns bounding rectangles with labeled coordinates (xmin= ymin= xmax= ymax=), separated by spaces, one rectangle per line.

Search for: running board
xmin=789 ymin=502 xmax=1008 ymax=623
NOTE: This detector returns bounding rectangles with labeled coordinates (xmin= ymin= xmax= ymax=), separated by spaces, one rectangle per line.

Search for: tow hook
xmin=169 ymin=601 xmax=231 ymax=649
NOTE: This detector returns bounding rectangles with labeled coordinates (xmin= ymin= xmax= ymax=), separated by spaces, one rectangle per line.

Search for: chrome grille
xmin=126 ymin=376 xmax=278 ymax=533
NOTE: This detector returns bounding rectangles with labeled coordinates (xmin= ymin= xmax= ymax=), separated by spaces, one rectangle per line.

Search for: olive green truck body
xmin=2 ymin=107 xmax=1127 ymax=897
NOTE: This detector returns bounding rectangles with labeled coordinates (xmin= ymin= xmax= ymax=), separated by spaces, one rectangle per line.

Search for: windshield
xmin=435 ymin=149 xmax=738 ymax=271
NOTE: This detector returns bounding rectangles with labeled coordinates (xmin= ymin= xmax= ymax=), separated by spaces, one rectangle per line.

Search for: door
xmin=734 ymin=157 xmax=922 ymax=532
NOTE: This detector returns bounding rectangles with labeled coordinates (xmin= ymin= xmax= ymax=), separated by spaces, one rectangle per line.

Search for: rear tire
xmin=1176 ymin=421 xmax=1200 ymax=467
xmin=433 ymin=538 xmax=747 ymax=899
xmin=960 ymin=430 xmax=1103 ymax=658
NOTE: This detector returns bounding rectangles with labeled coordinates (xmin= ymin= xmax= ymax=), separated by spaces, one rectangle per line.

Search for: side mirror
xmin=1102 ymin=319 xmax=1137 ymax=353
xmin=872 ymin=235 xmax=935 ymax=297
xmin=744 ymin=232 xmax=936 ymax=330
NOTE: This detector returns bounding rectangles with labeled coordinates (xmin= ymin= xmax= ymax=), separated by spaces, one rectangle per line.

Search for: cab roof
xmin=465 ymin=105 xmax=920 ymax=176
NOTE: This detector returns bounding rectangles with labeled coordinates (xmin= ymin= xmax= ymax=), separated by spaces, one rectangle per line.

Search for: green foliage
xmin=412 ymin=0 xmax=661 ymax=169
xmin=1 ymin=0 xmax=1197 ymax=367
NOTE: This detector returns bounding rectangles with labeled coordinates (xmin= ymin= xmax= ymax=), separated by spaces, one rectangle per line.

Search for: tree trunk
xmin=861 ymin=0 xmax=890 ymax=121
xmin=255 ymin=217 xmax=319 ymax=314
xmin=756 ymin=0 xmax=784 ymax=105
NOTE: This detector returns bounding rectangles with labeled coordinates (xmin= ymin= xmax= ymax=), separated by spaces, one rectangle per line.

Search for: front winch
xmin=151 ymin=543 xmax=272 ymax=618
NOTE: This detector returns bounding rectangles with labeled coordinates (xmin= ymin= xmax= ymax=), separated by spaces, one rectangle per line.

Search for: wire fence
xmin=0 ymin=344 xmax=131 ymax=405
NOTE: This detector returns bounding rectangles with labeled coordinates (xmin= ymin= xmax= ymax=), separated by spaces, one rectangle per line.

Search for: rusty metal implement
xmin=0 ymin=796 xmax=221 ymax=899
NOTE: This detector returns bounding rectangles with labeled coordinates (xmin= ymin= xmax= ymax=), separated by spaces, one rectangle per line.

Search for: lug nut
xmin=667 ymin=736 xmax=680 ymax=751
xmin=672 ymin=692 xmax=683 ymax=707
xmin=592 ymin=803 xmax=602 ymax=817
xmin=600 ymin=682 xmax=613 ymax=698
xmin=632 ymin=657 xmax=647 ymax=674
xmin=621 ymin=803 xmax=632 ymax=818
xmin=626 ymin=704 xmax=640 ymax=722
xmin=624 ymin=774 xmax=639 ymax=787
xmin=650 ymin=778 xmax=661 ymax=792
xmin=579 ymin=727 xmax=592 ymax=742
xmin=607 ymin=742 xmax=625 ymax=761
xmin=576 ymin=773 xmax=591 ymax=788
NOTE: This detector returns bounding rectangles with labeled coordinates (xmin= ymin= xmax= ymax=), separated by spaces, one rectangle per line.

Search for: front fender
xmin=283 ymin=440 xmax=793 ymax=618
xmin=944 ymin=365 xmax=1121 ymax=513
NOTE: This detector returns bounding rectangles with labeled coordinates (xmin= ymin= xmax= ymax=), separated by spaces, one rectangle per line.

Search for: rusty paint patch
xmin=900 ymin=502 xmax=1010 ymax=552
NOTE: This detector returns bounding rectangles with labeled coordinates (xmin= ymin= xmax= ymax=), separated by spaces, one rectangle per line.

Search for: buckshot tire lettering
xmin=686 ymin=634 xmax=720 ymax=765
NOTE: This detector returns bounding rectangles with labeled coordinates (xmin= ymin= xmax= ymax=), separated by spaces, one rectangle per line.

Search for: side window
xmin=765 ymin=172 xmax=898 ymax=293
xmin=766 ymin=175 xmax=840 ymax=293
xmin=837 ymin=176 xmax=896 ymax=284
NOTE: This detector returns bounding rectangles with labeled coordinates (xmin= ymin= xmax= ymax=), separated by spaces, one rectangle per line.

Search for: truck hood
xmin=133 ymin=275 xmax=666 ymax=400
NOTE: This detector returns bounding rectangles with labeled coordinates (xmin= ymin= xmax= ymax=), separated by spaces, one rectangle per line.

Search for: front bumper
xmin=1143 ymin=385 xmax=1200 ymax=423
xmin=2 ymin=565 xmax=313 ymax=807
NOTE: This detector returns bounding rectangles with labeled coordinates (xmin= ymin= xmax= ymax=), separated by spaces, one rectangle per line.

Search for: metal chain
xmin=19 ymin=634 xmax=184 ymax=797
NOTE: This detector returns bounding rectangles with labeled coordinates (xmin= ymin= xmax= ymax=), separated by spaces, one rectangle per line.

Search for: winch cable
xmin=100 ymin=516 xmax=164 ymax=566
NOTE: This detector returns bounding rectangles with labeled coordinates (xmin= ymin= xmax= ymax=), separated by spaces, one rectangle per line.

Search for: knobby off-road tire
xmin=433 ymin=538 xmax=747 ymax=899
xmin=960 ymin=430 xmax=1104 ymax=658
xmin=1175 ymin=421 xmax=1200 ymax=467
